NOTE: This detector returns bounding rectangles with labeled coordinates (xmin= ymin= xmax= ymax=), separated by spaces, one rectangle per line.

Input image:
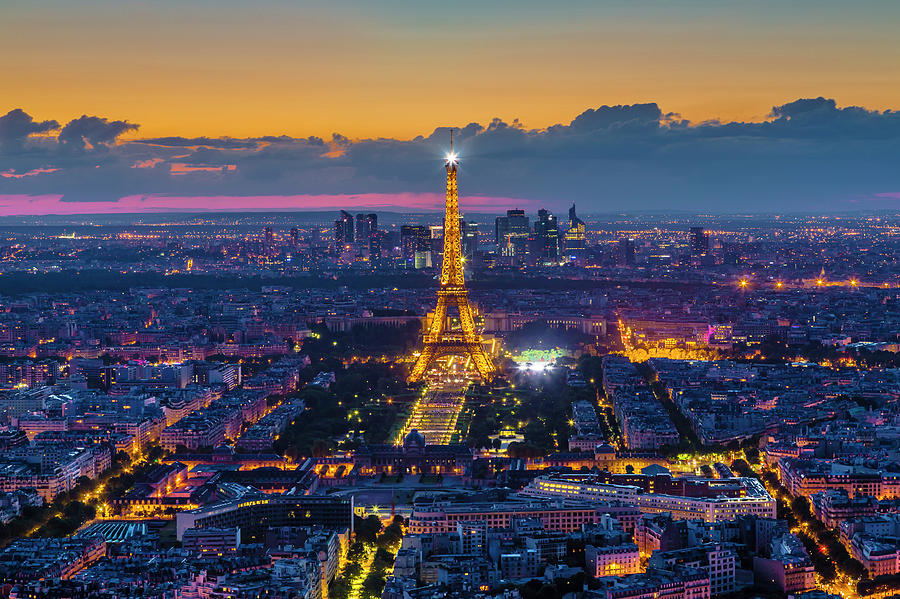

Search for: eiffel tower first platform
xmin=408 ymin=136 xmax=496 ymax=383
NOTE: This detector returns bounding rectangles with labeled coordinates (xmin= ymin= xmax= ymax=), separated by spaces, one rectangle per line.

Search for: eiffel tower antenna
xmin=408 ymin=137 xmax=495 ymax=383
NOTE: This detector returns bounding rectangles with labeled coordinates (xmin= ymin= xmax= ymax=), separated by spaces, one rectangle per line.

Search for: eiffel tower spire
xmin=408 ymin=134 xmax=496 ymax=382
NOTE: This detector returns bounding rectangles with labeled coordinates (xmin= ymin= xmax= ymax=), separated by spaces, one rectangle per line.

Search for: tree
xmin=310 ymin=439 xmax=330 ymax=458
xmin=377 ymin=516 xmax=404 ymax=549
xmin=745 ymin=447 xmax=760 ymax=463
xmin=523 ymin=420 xmax=554 ymax=454
xmin=354 ymin=515 xmax=383 ymax=545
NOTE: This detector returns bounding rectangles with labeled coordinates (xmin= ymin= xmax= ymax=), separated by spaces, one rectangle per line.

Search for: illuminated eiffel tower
xmin=408 ymin=133 xmax=496 ymax=382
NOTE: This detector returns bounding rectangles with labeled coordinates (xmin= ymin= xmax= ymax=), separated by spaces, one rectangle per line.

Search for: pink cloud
xmin=1 ymin=167 xmax=60 ymax=179
xmin=170 ymin=163 xmax=237 ymax=175
xmin=131 ymin=158 xmax=165 ymax=169
xmin=0 ymin=193 xmax=538 ymax=216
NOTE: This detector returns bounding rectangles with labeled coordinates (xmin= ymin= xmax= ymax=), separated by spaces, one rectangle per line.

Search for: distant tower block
xmin=408 ymin=134 xmax=496 ymax=382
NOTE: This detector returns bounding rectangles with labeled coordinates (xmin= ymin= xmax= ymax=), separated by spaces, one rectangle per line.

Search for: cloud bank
xmin=1 ymin=98 xmax=898 ymax=215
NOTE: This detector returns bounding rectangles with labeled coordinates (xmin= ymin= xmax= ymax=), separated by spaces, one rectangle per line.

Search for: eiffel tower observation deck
xmin=408 ymin=134 xmax=496 ymax=383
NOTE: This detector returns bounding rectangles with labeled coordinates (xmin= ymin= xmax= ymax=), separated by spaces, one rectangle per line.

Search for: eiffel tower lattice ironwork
xmin=408 ymin=134 xmax=496 ymax=382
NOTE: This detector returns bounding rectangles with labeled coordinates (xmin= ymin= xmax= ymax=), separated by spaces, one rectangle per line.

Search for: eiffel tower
xmin=408 ymin=133 xmax=496 ymax=382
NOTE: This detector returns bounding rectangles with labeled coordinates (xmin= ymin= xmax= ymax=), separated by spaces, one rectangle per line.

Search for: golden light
xmin=445 ymin=152 xmax=459 ymax=165
xmin=738 ymin=279 xmax=748 ymax=288
xmin=849 ymin=279 xmax=858 ymax=286
xmin=816 ymin=279 xmax=824 ymax=286
xmin=775 ymin=281 xmax=783 ymax=289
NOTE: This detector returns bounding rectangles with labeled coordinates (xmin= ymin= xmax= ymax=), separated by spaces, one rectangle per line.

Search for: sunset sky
xmin=2 ymin=0 xmax=899 ymax=215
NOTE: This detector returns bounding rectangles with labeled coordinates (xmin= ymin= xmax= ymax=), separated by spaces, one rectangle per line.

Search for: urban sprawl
xmin=0 ymin=204 xmax=899 ymax=599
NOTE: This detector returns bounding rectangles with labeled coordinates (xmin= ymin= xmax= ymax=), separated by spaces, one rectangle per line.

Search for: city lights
xmin=0 ymin=1 xmax=895 ymax=596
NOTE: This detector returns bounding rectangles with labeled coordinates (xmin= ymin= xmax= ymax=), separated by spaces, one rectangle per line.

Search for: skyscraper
xmin=289 ymin=227 xmax=299 ymax=248
xmin=264 ymin=226 xmax=274 ymax=246
xmin=534 ymin=209 xmax=560 ymax=263
xmin=356 ymin=213 xmax=377 ymax=247
xmin=461 ymin=220 xmax=479 ymax=260
xmin=495 ymin=209 xmax=530 ymax=262
xmin=369 ymin=230 xmax=384 ymax=264
xmin=401 ymin=225 xmax=432 ymax=267
xmin=334 ymin=210 xmax=354 ymax=247
xmin=564 ymin=203 xmax=586 ymax=264
xmin=617 ymin=237 xmax=636 ymax=267
xmin=689 ymin=226 xmax=709 ymax=266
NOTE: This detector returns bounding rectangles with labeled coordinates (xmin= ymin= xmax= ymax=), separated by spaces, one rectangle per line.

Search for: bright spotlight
xmin=445 ymin=152 xmax=458 ymax=165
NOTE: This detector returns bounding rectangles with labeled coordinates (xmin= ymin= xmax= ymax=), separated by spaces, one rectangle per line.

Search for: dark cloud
xmin=1 ymin=98 xmax=898 ymax=212
xmin=58 ymin=115 xmax=139 ymax=150
xmin=770 ymin=97 xmax=837 ymax=119
xmin=761 ymin=97 xmax=900 ymax=139
xmin=0 ymin=109 xmax=59 ymax=150
xmin=139 ymin=136 xmax=259 ymax=149
xmin=254 ymin=135 xmax=326 ymax=146
xmin=568 ymin=103 xmax=663 ymax=132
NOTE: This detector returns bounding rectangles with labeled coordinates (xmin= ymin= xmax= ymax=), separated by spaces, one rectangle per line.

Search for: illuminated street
xmin=347 ymin=545 xmax=376 ymax=599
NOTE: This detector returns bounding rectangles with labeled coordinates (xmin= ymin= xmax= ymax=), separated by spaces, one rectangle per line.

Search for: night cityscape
xmin=2 ymin=2 xmax=900 ymax=599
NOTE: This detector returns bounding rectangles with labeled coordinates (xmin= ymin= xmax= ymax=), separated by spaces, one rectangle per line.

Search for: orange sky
xmin=4 ymin=1 xmax=899 ymax=140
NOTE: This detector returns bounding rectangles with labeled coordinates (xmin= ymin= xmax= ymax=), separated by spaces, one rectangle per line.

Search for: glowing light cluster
xmin=518 ymin=361 xmax=550 ymax=373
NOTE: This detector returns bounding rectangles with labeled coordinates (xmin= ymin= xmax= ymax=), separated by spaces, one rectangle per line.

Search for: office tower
xmin=534 ymin=208 xmax=560 ymax=263
xmin=409 ymin=144 xmax=495 ymax=382
xmin=617 ymin=237 xmax=636 ymax=267
xmin=264 ymin=226 xmax=274 ymax=246
xmin=564 ymin=203 xmax=587 ymax=264
xmin=289 ymin=228 xmax=299 ymax=248
xmin=401 ymin=225 xmax=432 ymax=267
xmin=429 ymin=225 xmax=445 ymax=246
xmin=334 ymin=210 xmax=354 ymax=246
xmin=369 ymin=230 xmax=383 ymax=264
xmin=495 ymin=209 xmax=530 ymax=261
xmin=689 ymin=227 xmax=708 ymax=254
xmin=383 ymin=230 xmax=401 ymax=255
xmin=356 ymin=213 xmax=377 ymax=246
xmin=689 ymin=226 xmax=709 ymax=266
xmin=461 ymin=220 xmax=479 ymax=260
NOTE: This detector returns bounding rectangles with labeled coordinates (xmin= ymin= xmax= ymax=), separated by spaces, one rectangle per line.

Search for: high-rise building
xmin=369 ymin=230 xmax=384 ymax=264
xmin=334 ymin=210 xmax=354 ymax=246
xmin=289 ymin=228 xmax=299 ymax=248
xmin=356 ymin=213 xmax=377 ymax=247
xmin=495 ymin=209 xmax=530 ymax=261
xmin=689 ymin=227 xmax=708 ymax=253
xmin=617 ymin=237 xmax=636 ymax=267
xmin=400 ymin=225 xmax=431 ymax=267
xmin=264 ymin=226 xmax=274 ymax=246
xmin=534 ymin=209 xmax=560 ymax=263
xmin=461 ymin=220 xmax=479 ymax=260
xmin=689 ymin=226 xmax=709 ymax=266
xmin=564 ymin=203 xmax=587 ymax=264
